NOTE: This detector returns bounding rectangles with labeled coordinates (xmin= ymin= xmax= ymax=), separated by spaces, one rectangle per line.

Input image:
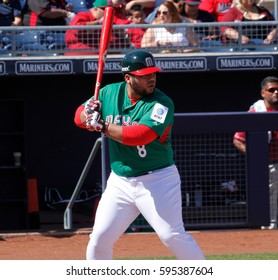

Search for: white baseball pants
xmin=86 ymin=165 xmax=205 ymax=260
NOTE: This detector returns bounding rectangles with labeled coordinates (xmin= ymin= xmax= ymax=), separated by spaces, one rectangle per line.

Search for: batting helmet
xmin=121 ymin=50 xmax=161 ymax=76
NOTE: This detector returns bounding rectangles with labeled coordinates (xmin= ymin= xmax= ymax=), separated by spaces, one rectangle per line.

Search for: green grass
xmin=206 ymin=252 xmax=278 ymax=260
xmin=117 ymin=252 xmax=278 ymax=260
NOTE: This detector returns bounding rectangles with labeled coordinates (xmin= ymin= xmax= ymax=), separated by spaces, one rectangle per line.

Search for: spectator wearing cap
xmin=180 ymin=0 xmax=222 ymax=49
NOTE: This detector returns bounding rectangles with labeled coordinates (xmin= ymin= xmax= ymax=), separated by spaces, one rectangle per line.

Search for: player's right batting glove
xmin=85 ymin=111 xmax=106 ymax=132
xmin=84 ymin=99 xmax=102 ymax=116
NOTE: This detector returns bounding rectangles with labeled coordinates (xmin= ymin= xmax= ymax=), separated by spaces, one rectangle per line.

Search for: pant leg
xmin=135 ymin=165 xmax=205 ymax=260
xmin=269 ymin=163 xmax=278 ymax=226
xmin=86 ymin=172 xmax=140 ymax=260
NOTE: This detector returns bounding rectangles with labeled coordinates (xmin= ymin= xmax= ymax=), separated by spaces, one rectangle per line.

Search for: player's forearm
xmin=104 ymin=123 xmax=123 ymax=143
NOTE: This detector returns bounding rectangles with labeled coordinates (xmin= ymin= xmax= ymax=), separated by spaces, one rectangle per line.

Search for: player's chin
xmin=146 ymin=85 xmax=155 ymax=92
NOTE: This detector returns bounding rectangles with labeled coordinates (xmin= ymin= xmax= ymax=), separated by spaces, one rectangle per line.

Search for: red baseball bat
xmin=94 ymin=6 xmax=115 ymax=101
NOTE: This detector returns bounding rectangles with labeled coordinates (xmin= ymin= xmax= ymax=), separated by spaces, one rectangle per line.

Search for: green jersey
xmin=97 ymin=81 xmax=175 ymax=177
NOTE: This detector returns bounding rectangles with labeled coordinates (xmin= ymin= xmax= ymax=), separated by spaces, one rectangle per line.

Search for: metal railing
xmin=0 ymin=21 xmax=277 ymax=58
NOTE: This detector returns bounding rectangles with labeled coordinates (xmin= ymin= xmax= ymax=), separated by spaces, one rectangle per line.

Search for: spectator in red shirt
xmin=65 ymin=0 xmax=132 ymax=55
xmin=126 ymin=4 xmax=147 ymax=48
xmin=64 ymin=4 xmax=104 ymax=56
xmin=198 ymin=0 xmax=232 ymax=22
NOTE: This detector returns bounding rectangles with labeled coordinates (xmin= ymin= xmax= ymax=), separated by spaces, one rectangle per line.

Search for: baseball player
xmin=74 ymin=50 xmax=205 ymax=260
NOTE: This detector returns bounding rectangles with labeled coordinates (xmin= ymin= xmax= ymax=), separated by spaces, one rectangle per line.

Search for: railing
xmin=0 ymin=21 xmax=277 ymax=57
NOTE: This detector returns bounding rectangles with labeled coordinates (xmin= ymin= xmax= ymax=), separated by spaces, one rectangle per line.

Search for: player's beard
xmin=131 ymin=79 xmax=156 ymax=98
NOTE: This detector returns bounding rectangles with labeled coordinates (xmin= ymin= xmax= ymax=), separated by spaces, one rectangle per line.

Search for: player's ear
xmin=124 ymin=73 xmax=132 ymax=83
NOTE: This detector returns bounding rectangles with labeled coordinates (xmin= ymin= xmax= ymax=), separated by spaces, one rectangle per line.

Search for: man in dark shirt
xmin=0 ymin=0 xmax=22 ymax=26
xmin=22 ymin=0 xmax=72 ymax=26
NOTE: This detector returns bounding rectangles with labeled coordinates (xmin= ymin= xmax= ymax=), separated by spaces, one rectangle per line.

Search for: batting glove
xmin=85 ymin=111 xmax=106 ymax=132
xmin=84 ymin=99 xmax=102 ymax=116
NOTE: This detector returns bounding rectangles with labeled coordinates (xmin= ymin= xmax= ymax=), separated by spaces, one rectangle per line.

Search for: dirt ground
xmin=1 ymin=229 xmax=278 ymax=260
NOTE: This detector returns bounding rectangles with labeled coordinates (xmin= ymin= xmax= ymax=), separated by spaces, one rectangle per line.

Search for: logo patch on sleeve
xmin=150 ymin=103 xmax=168 ymax=123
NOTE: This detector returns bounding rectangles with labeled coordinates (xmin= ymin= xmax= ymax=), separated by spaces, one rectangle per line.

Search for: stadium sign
xmin=216 ymin=55 xmax=274 ymax=71
xmin=15 ymin=60 xmax=73 ymax=75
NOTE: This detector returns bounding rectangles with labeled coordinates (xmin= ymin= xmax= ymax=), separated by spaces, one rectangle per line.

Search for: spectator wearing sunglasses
xmin=233 ymin=76 xmax=278 ymax=230
xmin=141 ymin=0 xmax=199 ymax=52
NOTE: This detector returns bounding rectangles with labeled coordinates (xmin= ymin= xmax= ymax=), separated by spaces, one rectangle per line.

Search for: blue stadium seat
xmin=40 ymin=31 xmax=66 ymax=52
xmin=69 ymin=0 xmax=94 ymax=13
xmin=0 ymin=32 xmax=12 ymax=56
xmin=13 ymin=31 xmax=54 ymax=56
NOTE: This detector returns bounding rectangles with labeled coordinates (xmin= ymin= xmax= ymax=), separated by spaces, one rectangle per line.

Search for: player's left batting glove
xmin=84 ymin=99 xmax=102 ymax=116
xmin=85 ymin=111 xmax=107 ymax=133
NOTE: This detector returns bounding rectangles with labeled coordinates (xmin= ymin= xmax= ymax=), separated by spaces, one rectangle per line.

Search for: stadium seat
xmin=13 ymin=31 xmax=55 ymax=56
xmin=71 ymin=0 xmax=92 ymax=13
xmin=0 ymin=32 xmax=12 ymax=56
xmin=40 ymin=31 xmax=66 ymax=50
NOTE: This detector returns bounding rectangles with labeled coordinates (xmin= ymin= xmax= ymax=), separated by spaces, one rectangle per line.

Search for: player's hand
xmin=84 ymin=99 xmax=102 ymax=116
xmin=85 ymin=111 xmax=105 ymax=132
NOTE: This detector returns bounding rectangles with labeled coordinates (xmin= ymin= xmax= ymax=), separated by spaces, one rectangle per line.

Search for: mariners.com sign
xmin=0 ymin=55 xmax=275 ymax=75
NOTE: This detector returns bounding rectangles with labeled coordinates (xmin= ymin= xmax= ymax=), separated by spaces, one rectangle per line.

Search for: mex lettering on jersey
xmin=105 ymin=103 xmax=169 ymax=125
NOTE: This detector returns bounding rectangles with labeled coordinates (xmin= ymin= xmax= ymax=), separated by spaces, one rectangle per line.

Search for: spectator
xmin=126 ymin=4 xmax=147 ymax=48
xmin=233 ymin=76 xmax=278 ymax=230
xmin=170 ymin=0 xmax=184 ymax=13
xmin=180 ymin=0 xmax=222 ymax=47
xmin=141 ymin=0 xmax=199 ymax=53
xmin=22 ymin=0 xmax=74 ymax=26
xmin=0 ymin=0 xmax=22 ymax=26
xmin=199 ymin=0 xmax=232 ymax=22
xmin=99 ymin=0 xmax=132 ymax=50
xmin=141 ymin=0 xmax=184 ymax=24
xmin=64 ymin=5 xmax=104 ymax=56
xmin=125 ymin=0 xmax=158 ymax=18
xmin=65 ymin=0 xmax=132 ymax=55
xmin=220 ymin=0 xmax=277 ymax=50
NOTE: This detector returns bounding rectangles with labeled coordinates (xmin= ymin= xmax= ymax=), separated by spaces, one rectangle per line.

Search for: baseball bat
xmin=94 ymin=6 xmax=115 ymax=101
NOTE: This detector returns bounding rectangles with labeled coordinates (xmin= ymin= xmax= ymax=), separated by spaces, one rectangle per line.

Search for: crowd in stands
xmin=0 ymin=0 xmax=277 ymax=55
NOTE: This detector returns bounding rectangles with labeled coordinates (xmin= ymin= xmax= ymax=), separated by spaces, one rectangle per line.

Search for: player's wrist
xmin=101 ymin=121 xmax=109 ymax=133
